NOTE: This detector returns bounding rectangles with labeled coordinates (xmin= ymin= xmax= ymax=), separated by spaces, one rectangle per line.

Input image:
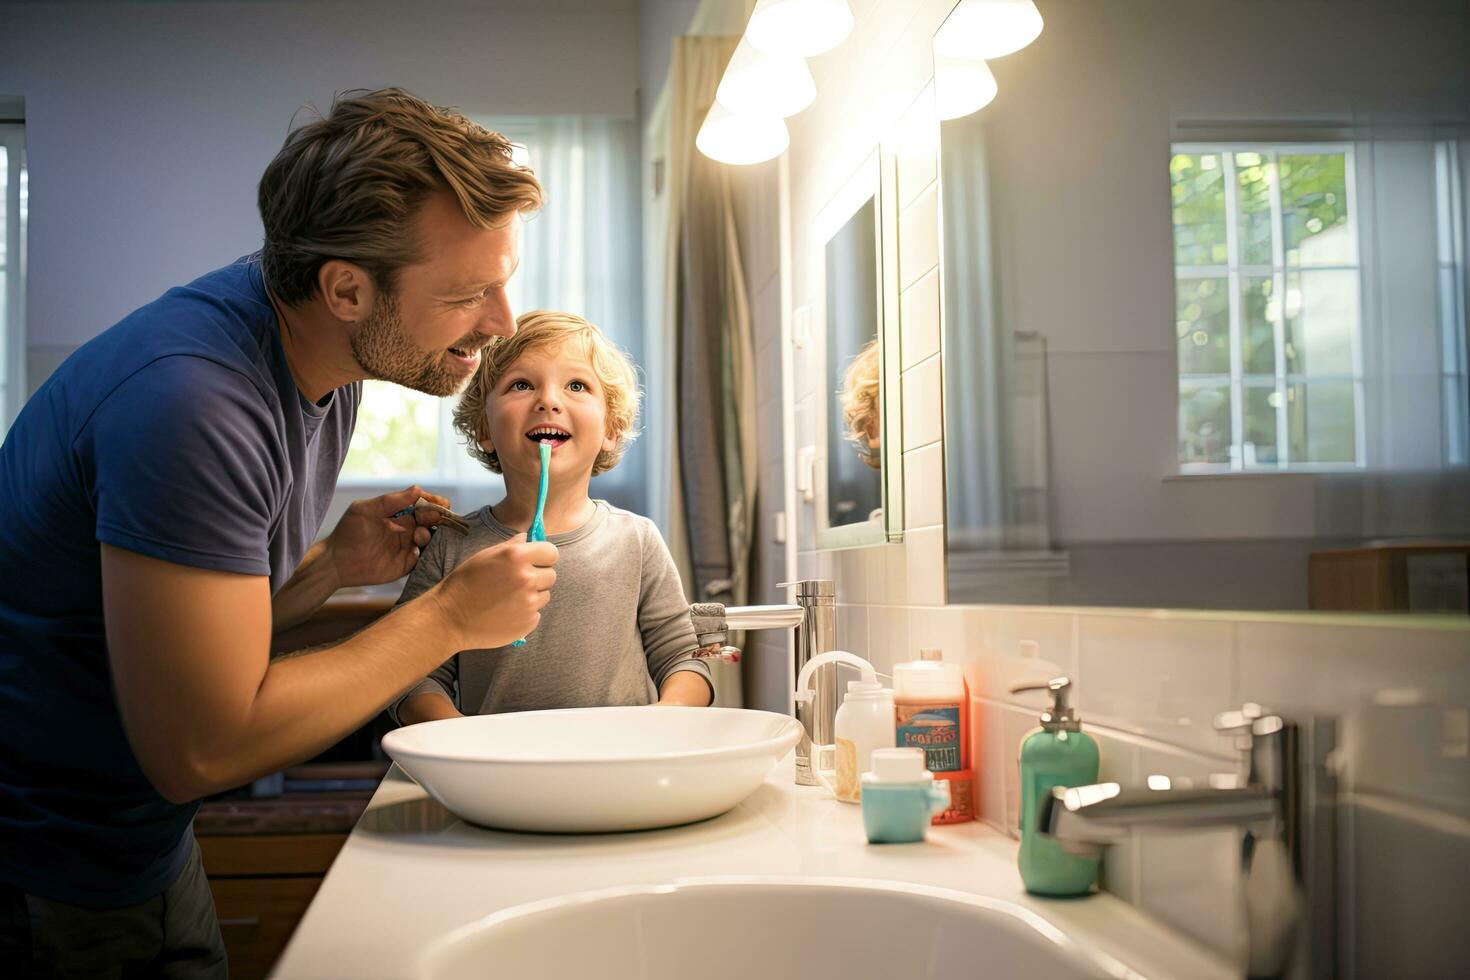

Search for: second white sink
xmin=419 ymin=877 xmax=1140 ymax=979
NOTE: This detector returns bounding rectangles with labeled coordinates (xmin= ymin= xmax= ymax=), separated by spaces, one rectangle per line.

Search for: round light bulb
xmin=934 ymin=56 xmax=998 ymax=121
xmin=716 ymin=39 xmax=817 ymax=118
xmin=695 ymin=101 xmax=790 ymax=166
xmin=745 ymin=0 xmax=854 ymax=58
xmin=934 ymin=0 xmax=1043 ymax=61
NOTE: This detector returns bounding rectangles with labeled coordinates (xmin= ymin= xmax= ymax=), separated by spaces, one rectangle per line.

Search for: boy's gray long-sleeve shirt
xmin=392 ymin=500 xmax=709 ymax=717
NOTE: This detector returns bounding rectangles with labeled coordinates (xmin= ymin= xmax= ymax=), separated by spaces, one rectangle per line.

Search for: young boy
xmin=392 ymin=311 xmax=712 ymax=725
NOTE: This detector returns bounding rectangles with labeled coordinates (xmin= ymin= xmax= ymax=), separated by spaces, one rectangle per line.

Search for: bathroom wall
xmin=0 ymin=0 xmax=640 ymax=388
xmin=728 ymin=0 xmax=1470 ymax=972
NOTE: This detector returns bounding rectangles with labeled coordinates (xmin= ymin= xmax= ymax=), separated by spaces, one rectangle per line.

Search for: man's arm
xmin=270 ymin=539 xmax=342 ymax=634
xmin=102 ymin=536 xmax=554 ymax=803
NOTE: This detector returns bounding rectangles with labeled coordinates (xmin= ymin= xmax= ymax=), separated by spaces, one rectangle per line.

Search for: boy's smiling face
xmin=478 ymin=341 xmax=616 ymax=483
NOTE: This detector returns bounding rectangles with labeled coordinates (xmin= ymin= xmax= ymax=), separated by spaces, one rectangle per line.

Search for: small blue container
xmin=860 ymin=748 xmax=951 ymax=844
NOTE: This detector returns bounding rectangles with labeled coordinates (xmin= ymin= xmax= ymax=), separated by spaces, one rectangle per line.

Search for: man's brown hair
xmin=258 ymin=87 xmax=542 ymax=305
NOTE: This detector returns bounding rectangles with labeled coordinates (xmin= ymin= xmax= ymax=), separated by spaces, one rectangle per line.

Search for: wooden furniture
xmin=1309 ymin=542 xmax=1470 ymax=613
xmin=197 ymin=767 xmax=384 ymax=979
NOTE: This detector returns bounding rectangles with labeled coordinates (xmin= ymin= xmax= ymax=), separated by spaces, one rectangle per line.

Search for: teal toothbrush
xmin=511 ymin=439 xmax=552 ymax=648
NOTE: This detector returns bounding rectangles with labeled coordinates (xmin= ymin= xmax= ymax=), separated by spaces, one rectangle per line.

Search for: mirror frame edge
xmin=879 ymin=146 xmax=905 ymax=544
xmin=814 ymin=147 xmax=905 ymax=551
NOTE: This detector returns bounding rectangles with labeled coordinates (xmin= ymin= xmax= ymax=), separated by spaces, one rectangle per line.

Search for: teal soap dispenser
xmin=1011 ymin=676 xmax=1100 ymax=897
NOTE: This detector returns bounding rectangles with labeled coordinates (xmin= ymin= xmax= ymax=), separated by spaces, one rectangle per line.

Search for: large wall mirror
xmin=817 ymin=152 xmax=903 ymax=548
xmin=937 ymin=0 xmax=1470 ymax=613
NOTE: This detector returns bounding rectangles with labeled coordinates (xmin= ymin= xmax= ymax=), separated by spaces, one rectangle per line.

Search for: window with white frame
xmin=1171 ymin=140 xmax=1469 ymax=473
xmin=1 ymin=123 xmax=27 ymax=432
xmin=338 ymin=116 xmax=645 ymax=508
xmin=1172 ymin=143 xmax=1363 ymax=470
xmin=1436 ymin=141 xmax=1468 ymax=466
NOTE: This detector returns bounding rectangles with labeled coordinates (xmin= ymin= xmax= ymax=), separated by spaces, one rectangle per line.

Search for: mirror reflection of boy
xmin=841 ymin=338 xmax=882 ymax=469
xmin=391 ymin=311 xmax=712 ymax=725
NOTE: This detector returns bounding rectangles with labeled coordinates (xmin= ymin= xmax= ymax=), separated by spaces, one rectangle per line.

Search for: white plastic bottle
xmin=832 ymin=680 xmax=896 ymax=803
xmin=794 ymin=650 xmax=894 ymax=804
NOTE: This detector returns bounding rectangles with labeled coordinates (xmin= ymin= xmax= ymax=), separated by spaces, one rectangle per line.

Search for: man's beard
xmin=350 ymin=289 xmax=473 ymax=397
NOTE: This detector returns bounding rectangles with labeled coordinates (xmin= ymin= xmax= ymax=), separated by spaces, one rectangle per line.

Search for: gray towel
xmin=690 ymin=602 xmax=727 ymax=647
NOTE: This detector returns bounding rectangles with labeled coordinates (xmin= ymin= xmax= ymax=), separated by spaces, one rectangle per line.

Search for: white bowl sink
xmin=420 ymin=877 xmax=1138 ymax=980
xmin=380 ymin=706 xmax=802 ymax=833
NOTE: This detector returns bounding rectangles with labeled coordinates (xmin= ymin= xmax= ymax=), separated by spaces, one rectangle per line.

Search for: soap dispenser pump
xmin=1011 ymin=676 xmax=1100 ymax=897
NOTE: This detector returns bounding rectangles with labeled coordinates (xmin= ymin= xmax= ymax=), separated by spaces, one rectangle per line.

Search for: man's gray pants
xmin=0 ymin=838 xmax=228 ymax=978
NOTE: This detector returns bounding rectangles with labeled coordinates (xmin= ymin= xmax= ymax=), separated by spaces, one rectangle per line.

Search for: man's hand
xmin=325 ymin=485 xmax=450 ymax=588
xmin=428 ymin=534 xmax=558 ymax=650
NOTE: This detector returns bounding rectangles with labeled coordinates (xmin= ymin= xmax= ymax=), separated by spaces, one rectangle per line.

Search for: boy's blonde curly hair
xmin=840 ymin=339 xmax=882 ymax=470
xmin=453 ymin=311 xmax=641 ymax=476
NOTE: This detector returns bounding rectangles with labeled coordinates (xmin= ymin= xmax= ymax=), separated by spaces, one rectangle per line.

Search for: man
xmin=0 ymin=88 xmax=558 ymax=975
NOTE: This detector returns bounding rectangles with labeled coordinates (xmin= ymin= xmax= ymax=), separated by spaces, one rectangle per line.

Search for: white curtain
xmin=658 ymin=36 xmax=759 ymax=605
xmin=476 ymin=115 xmax=648 ymax=513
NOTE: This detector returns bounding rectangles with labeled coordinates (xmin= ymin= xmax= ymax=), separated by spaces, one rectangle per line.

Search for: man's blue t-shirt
xmin=0 ymin=256 xmax=359 ymax=907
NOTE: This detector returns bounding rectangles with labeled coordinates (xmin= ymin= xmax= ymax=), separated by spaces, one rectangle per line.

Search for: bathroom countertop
xmin=275 ymin=756 xmax=1236 ymax=979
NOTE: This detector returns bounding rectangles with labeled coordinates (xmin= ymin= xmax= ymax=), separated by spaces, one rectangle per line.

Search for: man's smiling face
xmin=350 ymin=191 xmax=522 ymax=397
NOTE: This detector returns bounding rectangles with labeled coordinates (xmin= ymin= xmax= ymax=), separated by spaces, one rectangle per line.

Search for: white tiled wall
xmin=970 ymin=612 xmax=1468 ymax=964
xmin=898 ymin=268 xmax=940 ymax=372
xmin=745 ymin=0 xmax=1470 ymax=970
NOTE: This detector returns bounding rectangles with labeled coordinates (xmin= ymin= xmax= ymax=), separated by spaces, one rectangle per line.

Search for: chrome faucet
xmin=1040 ymin=704 xmax=1337 ymax=980
xmin=719 ymin=580 xmax=837 ymax=786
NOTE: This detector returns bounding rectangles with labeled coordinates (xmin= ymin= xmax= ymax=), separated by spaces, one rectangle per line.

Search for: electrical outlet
xmin=796 ymin=446 xmax=817 ymax=502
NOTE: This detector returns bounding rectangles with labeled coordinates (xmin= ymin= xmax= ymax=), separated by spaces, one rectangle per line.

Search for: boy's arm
xmin=657 ymin=670 xmax=713 ymax=706
xmin=636 ymin=522 xmax=713 ymax=706
xmin=397 ymin=690 xmax=463 ymax=724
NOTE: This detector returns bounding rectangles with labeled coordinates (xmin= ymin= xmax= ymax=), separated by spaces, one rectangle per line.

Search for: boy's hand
xmin=428 ymin=534 xmax=558 ymax=650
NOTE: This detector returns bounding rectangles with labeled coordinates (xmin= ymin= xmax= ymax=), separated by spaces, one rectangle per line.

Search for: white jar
xmin=832 ymin=680 xmax=896 ymax=803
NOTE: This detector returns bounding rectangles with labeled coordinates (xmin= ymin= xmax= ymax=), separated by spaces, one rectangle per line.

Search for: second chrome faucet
xmin=712 ymin=579 xmax=838 ymax=787
xmin=1039 ymin=703 xmax=1338 ymax=980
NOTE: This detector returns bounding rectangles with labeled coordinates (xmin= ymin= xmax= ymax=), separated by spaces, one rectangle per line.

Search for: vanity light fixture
xmin=695 ymin=100 xmax=791 ymax=166
xmin=745 ymin=0 xmax=854 ymax=58
xmin=698 ymin=0 xmax=851 ymax=165
xmin=934 ymin=0 xmax=1043 ymax=61
xmin=934 ymin=55 xmax=998 ymax=121
xmin=715 ymin=38 xmax=817 ymax=118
